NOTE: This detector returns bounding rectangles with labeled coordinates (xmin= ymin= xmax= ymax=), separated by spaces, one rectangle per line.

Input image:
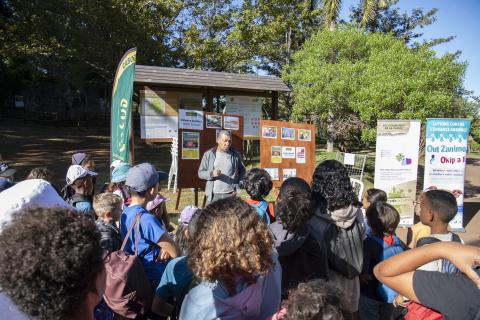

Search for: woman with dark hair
xmin=310 ymin=160 xmax=364 ymax=320
xmin=269 ymin=177 xmax=329 ymax=297
xmin=180 ymin=197 xmax=281 ymax=319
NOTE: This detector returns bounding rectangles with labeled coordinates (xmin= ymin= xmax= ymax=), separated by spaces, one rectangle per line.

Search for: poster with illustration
xmin=271 ymin=146 xmax=282 ymax=163
xmin=296 ymin=147 xmax=306 ymax=164
xmin=281 ymin=127 xmax=295 ymax=140
xmin=298 ymin=129 xmax=311 ymax=141
xmin=282 ymin=169 xmax=297 ymax=180
xmin=206 ymin=115 xmax=222 ymax=129
xmin=223 ymin=116 xmax=240 ymax=130
xmin=265 ymin=168 xmax=279 ymax=181
xmin=423 ymin=118 xmax=471 ymax=230
xmin=182 ymin=132 xmax=200 ymax=159
xmin=282 ymin=146 xmax=295 ymax=159
xmin=262 ymin=126 xmax=277 ymax=138
xmin=374 ymin=120 xmax=421 ymax=226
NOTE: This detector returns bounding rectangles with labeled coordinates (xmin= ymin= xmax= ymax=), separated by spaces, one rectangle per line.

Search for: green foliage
xmin=284 ymin=27 xmax=466 ymax=147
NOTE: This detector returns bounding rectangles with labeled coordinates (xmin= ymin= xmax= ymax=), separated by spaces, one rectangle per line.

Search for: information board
xmin=260 ymin=120 xmax=316 ymax=188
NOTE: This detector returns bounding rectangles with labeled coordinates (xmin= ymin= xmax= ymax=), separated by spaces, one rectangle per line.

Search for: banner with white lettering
xmin=374 ymin=120 xmax=421 ymax=226
xmin=423 ymin=119 xmax=471 ymax=231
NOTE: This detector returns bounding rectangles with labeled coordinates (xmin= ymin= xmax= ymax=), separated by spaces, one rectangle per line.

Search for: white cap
xmin=110 ymin=159 xmax=125 ymax=170
xmin=66 ymin=165 xmax=98 ymax=185
xmin=0 ymin=179 xmax=73 ymax=231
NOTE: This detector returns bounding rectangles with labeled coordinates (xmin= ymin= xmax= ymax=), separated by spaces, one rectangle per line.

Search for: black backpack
xmin=324 ymin=218 xmax=363 ymax=279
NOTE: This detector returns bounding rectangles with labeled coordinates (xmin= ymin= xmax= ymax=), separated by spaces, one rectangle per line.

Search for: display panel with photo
xmin=182 ymin=132 xmax=200 ymax=159
xmin=281 ymin=127 xmax=295 ymax=140
xmin=298 ymin=129 xmax=311 ymax=141
xmin=262 ymin=126 xmax=277 ymax=138
xmin=206 ymin=114 xmax=222 ymax=129
xmin=223 ymin=116 xmax=240 ymax=130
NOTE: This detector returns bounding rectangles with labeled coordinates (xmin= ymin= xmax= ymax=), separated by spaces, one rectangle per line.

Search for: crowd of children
xmin=0 ymin=156 xmax=478 ymax=320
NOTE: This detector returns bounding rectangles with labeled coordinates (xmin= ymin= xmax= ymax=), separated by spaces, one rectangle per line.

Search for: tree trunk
xmin=326 ymin=110 xmax=334 ymax=152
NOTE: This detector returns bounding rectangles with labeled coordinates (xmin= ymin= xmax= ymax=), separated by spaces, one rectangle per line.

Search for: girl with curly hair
xmin=309 ymin=160 xmax=365 ymax=319
xmin=244 ymin=168 xmax=275 ymax=224
xmin=269 ymin=177 xmax=329 ymax=297
xmin=180 ymin=197 xmax=281 ymax=320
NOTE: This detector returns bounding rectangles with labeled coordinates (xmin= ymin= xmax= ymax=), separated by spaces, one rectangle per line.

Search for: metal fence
xmin=335 ymin=151 xmax=367 ymax=182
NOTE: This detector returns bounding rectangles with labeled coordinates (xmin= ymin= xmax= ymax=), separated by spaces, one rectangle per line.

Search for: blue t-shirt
xmin=155 ymin=256 xmax=194 ymax=305
xmin=120 ymin=205 xmax=167 ymax=282
xmin=75 ymin=200 xmax=93 ymax=213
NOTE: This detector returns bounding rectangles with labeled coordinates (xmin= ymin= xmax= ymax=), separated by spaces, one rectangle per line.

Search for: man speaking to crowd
xmin=198 ymin=130 xmax=245 ymax=205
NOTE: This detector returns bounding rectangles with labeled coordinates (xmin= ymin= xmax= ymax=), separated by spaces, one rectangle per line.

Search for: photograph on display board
xmin=281 ymin=127 xmax=295 ymax=140
xmin=283 ymin=169 xmax=297 ymax=180
xmin=298 ymin=129 xmax=312 ymax=141
xmin=262 ymin=126 xmax=277 ymax=138
xmin=223 ymin=116 xmax=240 ymax=130
xmin=271 ymin=146 xmax=282 ymax=163
xmin=265 ymin=168 xmax=279 ymax=181
xmin=282 ymin=146 xmax=295 ymax=159
xmin=206 ymin=114 xmax=222 ymax=129
xmin=182 ymin=131 xmax=200 ymax=160
xmin=296 ymin=147 xmax=306 ymax=164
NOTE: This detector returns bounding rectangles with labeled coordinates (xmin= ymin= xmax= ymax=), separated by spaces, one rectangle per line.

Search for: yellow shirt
xmin=409 ymin=222 xmax=431 ymax=248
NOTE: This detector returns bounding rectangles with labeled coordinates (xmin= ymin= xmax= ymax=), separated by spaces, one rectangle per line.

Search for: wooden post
xmin=194 ymin=188 xmax=199 ymax=207
xmin=272 ymin=91 xmax=278 ymax=120
xmin=206 ymin=89 xmax=214 ymax=112
xmin=175 ymin=188 xmax=182 ymax=211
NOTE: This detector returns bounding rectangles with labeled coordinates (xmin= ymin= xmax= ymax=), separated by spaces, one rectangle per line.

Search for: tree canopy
xmin=283 ymin=27 xmax=466 ymax=149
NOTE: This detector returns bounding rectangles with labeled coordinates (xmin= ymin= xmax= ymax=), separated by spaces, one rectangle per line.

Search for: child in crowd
xmin=151 ymin=206 xmax=201 ymax=318
xmin=93 ymin=193 xmax=123 ymax=253
xmin=395 ymin=189 xmax=462 ymax=319
xmin=269 ymin=177 xmax=328 ymax=297
xmin=270 ymin=279 xmax=347 ymax=320
xmin=0 ymin=207 xmax=106 ymax=320
xmin=374 ymin=242 xmax=480 ymax=320
xmin=244 ymin=168 xmax=275 ymax=224
xmin=0 ymin=161 xmax=16 ymax=181
xmin=359 ymin=202 xmax=404 ymax=320
xmin=62 ymin=152 xmax=97 ymax=199
xmin=146 ymin=194 xmax=174 ymax=232
xmin=120 ymin=163 xmax=180 ymax=286
xmin=310 ymin=160 xmax=364 ymax=319
xmin=180 ymin=197 xmax=281 ymax=319
xmin=362 ymin=188 xmax=387 ymax=236
xmin=26 ymin=167 xmax=53 ymax=182
xmin=109 ymin=163 xmax=131 ymax=208
xmin=406 ymin=191 xmax=431 ymax=249
xmin=65 ymin=164 xmax=97 ymax=214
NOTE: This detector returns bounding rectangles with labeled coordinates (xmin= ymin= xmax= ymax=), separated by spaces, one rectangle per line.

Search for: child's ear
xmin=105 ymin=212 xmax=112 ymax=219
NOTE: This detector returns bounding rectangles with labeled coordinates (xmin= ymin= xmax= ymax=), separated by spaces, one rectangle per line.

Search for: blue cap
xmin=0 ymin=178 xmax=14 ymax=192
xmin=111 ymin=163 xmax=131 ymax=183
xmin=125 ymin=163 xmax=168 ymax=192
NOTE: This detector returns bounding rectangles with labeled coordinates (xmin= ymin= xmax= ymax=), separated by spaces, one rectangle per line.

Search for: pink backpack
xmin=103 ymin=214 xmax=153 ymax=318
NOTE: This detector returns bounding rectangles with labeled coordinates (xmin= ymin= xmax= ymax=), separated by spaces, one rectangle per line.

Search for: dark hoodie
xmin=269 ymin=222 xmax=329 ymax=297
xmin=179 ymin=255 xmax=281 ymax=320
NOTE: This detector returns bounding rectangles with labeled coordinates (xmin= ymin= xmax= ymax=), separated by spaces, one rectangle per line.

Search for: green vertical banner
xmin=111 ymin=47 xmax=137 ymax=165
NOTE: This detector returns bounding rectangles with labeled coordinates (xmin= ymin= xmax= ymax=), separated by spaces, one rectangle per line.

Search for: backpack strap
xmin=416 ymin=236 xmax=441 ymax=248
xmin=120 ymin=213 xmax=142 ymax=256
xmin=451 ymin=233 xmax=462 ymax=243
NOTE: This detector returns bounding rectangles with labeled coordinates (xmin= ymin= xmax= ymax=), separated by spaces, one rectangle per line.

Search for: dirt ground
xmin=1 ymin=121 xmax=479 ymax=245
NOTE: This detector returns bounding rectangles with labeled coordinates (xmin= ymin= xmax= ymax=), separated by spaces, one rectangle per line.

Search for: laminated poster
xmin=265 ymin=168 xmax=279 ymax=181
xmin=178 ymin=109 xmax=203 ymax=130
xmin=182 ymin=131 xmax=200 ymax=160
xmin=281 ymin=127 xmax=295 ymax=140
xmin=282 ymin=168 xmax=297 ymax=180
xmin=298 ymin=129 xmax=311 ymax=141
xmin=206 ymin=114 xmax=222 ymax=129
xmin=223 ymin=116 xmax=240 ymax=130
xmin=262 ymin=126 xmax=277 ymax=139
xmin=296 ymin=147 xmax=306 ymax=164
xmin=282 ymin=146 xmax=295 ymax=159
xmin=271 ymin=146 xmax=282 ymax=163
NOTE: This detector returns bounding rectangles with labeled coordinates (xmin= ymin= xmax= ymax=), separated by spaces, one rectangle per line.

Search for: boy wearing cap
xmin=120 ymin=163 xmax=181 ymax=286
xmin=0 ymin=162 xmax=16 ymax=182
xmin=65 ymin=164 xmax=97 ymax=214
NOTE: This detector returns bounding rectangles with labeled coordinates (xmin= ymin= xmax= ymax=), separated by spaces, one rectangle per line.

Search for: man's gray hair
xmin=217 ymin=130 xmax=232 ymax=140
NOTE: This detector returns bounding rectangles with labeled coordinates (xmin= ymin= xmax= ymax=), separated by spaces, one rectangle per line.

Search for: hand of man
xmin=212 ymin=169 xmax=221 ymax=177
xmin=158 ymin=250 xmax=171 ymax=262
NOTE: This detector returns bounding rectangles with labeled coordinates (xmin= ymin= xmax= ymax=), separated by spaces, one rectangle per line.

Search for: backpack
xmin=324 ymin=218 xmax=363 ymax=279
xmin=103 ymin=213 xmax=153 ymax=319
xmin=416 ymin=234 xmax=462 ymax=274
xmin=250 ymin=200 xmax=271 ymax=224
xmin=370 ymin=235 xmax=405 ymax=303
